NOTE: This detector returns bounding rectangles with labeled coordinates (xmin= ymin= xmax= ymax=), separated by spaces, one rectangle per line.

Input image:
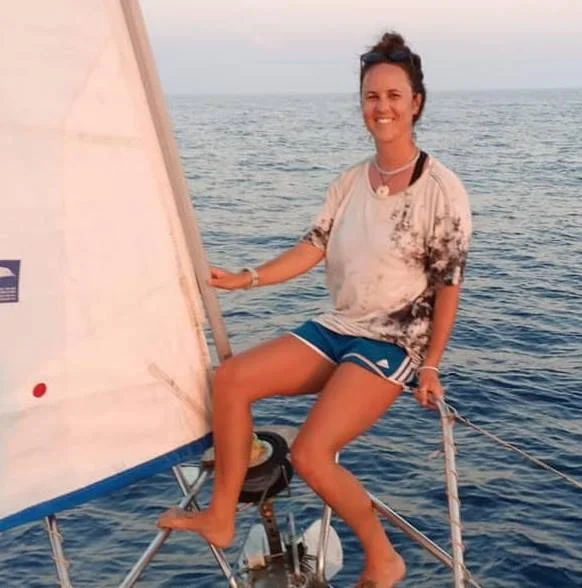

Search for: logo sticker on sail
xmin=0 ymin=260 xmax=21 ymax=303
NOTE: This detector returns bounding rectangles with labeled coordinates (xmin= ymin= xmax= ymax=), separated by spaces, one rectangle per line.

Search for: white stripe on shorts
xmin=289 ymin=332 xmax=336 ymax=365
xmin=391 ymin=356 xmax=412 ymax=383
xmin=342 ymin=352 xmax=387 ymax=379
xmin=396 ymin=362 xmax=415 ymax=385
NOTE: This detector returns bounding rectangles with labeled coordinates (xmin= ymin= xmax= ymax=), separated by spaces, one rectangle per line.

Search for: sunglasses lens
xmin=389 ymin=49 xmax=411 ymax=62
xmin=361 ymin=51 xmax=383 ymax=65
xmin=360 ymin=49 xmax=412 ymax=69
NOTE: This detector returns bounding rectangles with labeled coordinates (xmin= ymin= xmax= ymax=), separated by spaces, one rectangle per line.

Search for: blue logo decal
xmin=0 ymin=260 xmax=21 ymax=303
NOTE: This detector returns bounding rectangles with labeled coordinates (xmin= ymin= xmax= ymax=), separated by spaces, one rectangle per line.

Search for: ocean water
xmin=2 ymin=88 xmax=582 ymax=587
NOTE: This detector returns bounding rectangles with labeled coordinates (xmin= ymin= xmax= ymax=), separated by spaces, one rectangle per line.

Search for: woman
xmin=158 ymin=31 xmax=472 ymax=588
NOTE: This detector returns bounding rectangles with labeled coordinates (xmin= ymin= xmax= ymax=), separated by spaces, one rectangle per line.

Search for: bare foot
xmin=156 ymin=507 xmax=235 ymax=548
xmin=356 ymin=553 xmax=406 ymax=588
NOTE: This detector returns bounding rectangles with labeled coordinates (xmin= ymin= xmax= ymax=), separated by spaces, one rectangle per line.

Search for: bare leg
xmin=291 ymin=363 xmax=406 ymax=587
xmin=157 ymin=335 xmax=335 ymax=546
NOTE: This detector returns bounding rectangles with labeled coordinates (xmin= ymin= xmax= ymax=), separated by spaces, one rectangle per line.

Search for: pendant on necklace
xmin=376 ymin=185 xmax=390 ymax=198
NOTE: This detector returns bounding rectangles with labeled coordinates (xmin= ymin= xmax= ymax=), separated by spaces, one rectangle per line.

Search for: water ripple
xmin=1 ymin=89 xmax=581 ymax=587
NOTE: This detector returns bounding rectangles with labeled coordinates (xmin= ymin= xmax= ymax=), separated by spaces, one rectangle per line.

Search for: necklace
xmin=374 ymin=150 xmax=420 ymax=175
xmin=374 ymin=150 xmax=420 ymax=198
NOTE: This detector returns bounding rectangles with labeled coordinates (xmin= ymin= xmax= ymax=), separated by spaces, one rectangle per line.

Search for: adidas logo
xmin=376 ymin=359 xmax=390 ymax=369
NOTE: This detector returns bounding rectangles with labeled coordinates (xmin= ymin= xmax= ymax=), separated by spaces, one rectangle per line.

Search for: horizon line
xmin=165 ymin=85 xmax=582 ymax=98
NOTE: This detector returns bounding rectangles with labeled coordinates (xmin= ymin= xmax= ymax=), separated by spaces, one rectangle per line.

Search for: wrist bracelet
xmin=418 ymin=365 xmax=440 ymax=374
xmin=241 ymin=267 xmax=259 ymax=289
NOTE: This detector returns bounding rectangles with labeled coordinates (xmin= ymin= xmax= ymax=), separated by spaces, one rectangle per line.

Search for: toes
xmin=157 ymin=507 xmax=186 ymax=528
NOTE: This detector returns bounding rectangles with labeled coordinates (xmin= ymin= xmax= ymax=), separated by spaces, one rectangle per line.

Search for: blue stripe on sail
xmin=0 ymin=433 xmax=212 ymax=532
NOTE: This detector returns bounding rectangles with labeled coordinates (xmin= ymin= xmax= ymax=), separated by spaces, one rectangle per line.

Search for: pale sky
xmin=140 ymin=0 xmax=582 ymax=94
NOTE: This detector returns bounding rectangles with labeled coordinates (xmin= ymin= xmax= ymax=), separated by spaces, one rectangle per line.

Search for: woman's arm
xmin=415 ymin=283 xmax=461 ymax=408
xmin=209 ymin=241 xmax=325 ymax=291
xmin=423 ymin=283 xmax=461 ymax=368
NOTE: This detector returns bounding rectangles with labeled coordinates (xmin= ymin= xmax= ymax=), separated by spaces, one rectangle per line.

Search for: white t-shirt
xmin=302 ymin=154 xmax=472 ymax=365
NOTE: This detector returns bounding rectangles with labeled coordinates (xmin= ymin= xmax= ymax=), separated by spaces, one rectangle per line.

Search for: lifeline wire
xmin=443 ymin=401 xmax=582 ymax=491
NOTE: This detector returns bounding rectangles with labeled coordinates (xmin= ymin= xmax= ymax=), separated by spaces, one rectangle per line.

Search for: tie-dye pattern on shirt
xmin=301 ymin=155 xmax=472 ymax=365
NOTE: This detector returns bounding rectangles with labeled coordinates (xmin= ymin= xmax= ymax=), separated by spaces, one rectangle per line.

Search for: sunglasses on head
xmin=360 ymin=49 xmax=415 ymax=71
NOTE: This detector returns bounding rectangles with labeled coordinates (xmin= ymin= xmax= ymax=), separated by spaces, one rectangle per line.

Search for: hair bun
xmin=378 ymin=32 xmax=406 ymax=53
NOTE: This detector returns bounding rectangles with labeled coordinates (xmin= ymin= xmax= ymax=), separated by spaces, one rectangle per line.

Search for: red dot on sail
xmin=33 ymin=383 xmax=47 ymax=398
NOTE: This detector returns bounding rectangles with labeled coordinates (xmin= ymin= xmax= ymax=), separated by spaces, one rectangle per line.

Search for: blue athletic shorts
xmin=290 ymin=320 xmax=417 ymax=387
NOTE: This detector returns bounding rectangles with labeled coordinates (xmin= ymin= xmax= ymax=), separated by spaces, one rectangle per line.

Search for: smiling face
xmin=361 ymin=63 xmax=422 ymax=147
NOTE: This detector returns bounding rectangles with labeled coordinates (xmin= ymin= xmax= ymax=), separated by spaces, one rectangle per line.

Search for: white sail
xmin=0 ymin=0 xmax=213 ymax=531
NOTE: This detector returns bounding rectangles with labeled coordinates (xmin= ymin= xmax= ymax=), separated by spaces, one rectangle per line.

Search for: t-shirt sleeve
xmin=426 ymin=175 xmax=472 ymax=286
xmin=300 ymin=178 xmax=345 ymax=251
